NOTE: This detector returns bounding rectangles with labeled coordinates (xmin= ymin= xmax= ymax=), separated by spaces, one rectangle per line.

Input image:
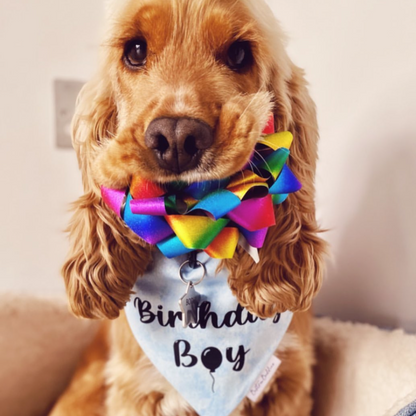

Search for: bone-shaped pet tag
xmin=179 ymin=282 xmax=201 ymax=328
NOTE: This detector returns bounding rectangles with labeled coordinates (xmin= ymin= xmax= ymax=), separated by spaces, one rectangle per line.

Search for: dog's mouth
xmin=142 ymin=115 xmax=275 ymax=185
xmin=143 ymin=138 xmax=253 ymax=186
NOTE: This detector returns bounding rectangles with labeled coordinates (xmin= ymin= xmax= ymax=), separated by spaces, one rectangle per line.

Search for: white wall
xmin=0 ymin=0 xmax=104 ymax=294
xmin=268 ymin=0 xmax=416 ymax=332
xmin=1 ymin=0 xmax=415 ymax=331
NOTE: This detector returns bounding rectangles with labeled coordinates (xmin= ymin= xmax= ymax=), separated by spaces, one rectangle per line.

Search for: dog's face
xmin=66 ymin=0 xmax=325 ymax=321
xmin=94 ymin=0 xmax=276 ymax=188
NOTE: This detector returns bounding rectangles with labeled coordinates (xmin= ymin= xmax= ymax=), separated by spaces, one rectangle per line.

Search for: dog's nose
xmin=145 ymin=118 xmax=214 ymax=173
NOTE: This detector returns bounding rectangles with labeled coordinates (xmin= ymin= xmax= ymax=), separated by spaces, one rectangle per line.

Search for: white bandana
xmin=125 ymin=252 xmax=292 ymax=416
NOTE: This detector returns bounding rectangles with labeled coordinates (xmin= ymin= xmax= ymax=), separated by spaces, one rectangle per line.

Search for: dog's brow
xmin=196 ymin=6 xmax=260 ymax=51
xmin=107 ymin=0 xmax=262 ymax=60
xmin=110 ymin=2 xmax=174 ymax=49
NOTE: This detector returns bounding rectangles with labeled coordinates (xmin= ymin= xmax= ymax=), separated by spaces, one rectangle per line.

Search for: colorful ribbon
xmin=101 ymin=116 xmax=301 ymax=260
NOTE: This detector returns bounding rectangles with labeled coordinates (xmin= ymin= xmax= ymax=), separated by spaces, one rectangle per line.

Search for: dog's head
xmin=65 ymin=0 xmax=326 ymax=320
xmin=89 ymin=0 xmax=293 ymax=188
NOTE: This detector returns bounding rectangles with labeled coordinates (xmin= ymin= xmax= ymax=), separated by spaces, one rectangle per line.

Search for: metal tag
xmin=179 ymin=282 xmax=201 ymax=328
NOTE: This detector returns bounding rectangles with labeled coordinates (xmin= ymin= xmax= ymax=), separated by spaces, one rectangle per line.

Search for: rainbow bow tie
xmin=101 ymin=128 xmax=301 ymax=260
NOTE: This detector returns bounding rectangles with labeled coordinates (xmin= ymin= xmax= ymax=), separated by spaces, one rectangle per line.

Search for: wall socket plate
xmin=54 ymin=79 xmax=84 ymax=148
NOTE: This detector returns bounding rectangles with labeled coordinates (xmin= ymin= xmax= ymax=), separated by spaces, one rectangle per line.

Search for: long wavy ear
xmin=62 ymin=74 xmax=152 ymax=320
xmin=225 ymin=62 xmax=328 ymax=318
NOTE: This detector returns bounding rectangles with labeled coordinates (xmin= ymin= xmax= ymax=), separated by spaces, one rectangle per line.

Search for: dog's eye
xmin=124 ymin=39 xmax=147 ymax=68
xmin=226 ymin=41 xmax=253 ymax=71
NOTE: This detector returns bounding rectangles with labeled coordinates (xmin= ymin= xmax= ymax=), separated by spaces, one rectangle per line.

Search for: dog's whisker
xmin=106 ymin=130 xmax=116 ymax=139
xmin=239 ymin=90 xmax=261 ymax=121
xmin=253 ymin=149 xmax=272 ymax=172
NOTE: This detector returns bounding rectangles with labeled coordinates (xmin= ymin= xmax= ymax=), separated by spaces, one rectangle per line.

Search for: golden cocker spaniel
xmin=51 ymin=0 xmax=327 ymax=415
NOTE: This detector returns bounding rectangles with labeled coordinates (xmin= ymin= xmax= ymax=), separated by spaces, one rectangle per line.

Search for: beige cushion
xmin=313 ymin=318 xmax=416 ymax=416
xmin=0 ymin=294 xmax=98 ymax=416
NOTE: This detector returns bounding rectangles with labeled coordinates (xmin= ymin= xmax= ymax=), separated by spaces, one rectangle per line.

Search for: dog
xmin=51 ymin=0 xmax=327 ymax=415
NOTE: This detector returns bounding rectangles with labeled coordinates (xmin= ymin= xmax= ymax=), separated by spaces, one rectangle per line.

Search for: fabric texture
xmin=125 ymin=252 xmax=292 ymax=416
xmin=313 ymin=318 xmax=416 ymax=416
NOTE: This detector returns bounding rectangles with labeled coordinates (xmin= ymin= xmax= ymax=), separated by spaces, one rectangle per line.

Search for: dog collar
xmin=125 ymin=251 xmax=293 ymax=416
xmin=102 ymin=116 xmax=301 ymax=261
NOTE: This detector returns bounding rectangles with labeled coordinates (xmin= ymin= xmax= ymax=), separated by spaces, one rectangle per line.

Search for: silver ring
xmin=178 ymin=260 xmax=206 ymax=286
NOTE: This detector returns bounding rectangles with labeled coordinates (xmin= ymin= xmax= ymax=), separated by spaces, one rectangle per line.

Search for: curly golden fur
xmin=52 ymin=0 xmax=327 ymax=415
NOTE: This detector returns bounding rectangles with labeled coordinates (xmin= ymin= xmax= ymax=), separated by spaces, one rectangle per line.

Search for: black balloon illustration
xmin=201 ymin=347 xmax=223 ymax=393
xmin=201 ymin=347 xmax=223 ymax=372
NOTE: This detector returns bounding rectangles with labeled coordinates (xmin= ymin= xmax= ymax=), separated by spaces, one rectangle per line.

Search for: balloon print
xmin=201 ymin=347 xmax=223 ymax=392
